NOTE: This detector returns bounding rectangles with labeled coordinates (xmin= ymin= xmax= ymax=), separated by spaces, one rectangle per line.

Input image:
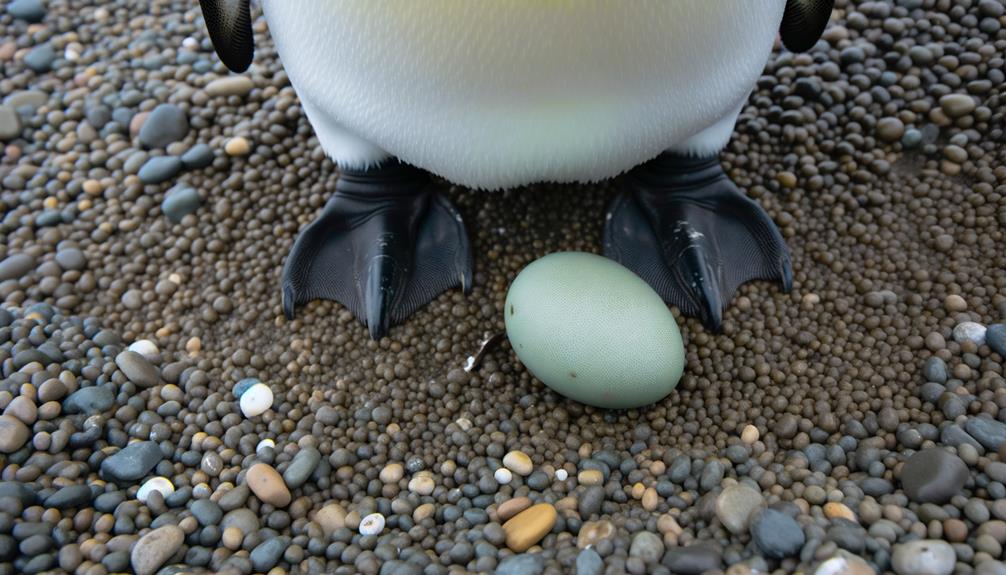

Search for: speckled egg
xmin=504 ymin=251 xmax=684 ymax=409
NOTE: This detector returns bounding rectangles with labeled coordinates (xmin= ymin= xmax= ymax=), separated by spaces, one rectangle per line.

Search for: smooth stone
xmin=576 ymin=549 xmax=604 ymax=575
xmin=922 ymin=357 xmax=948 ymax=383
xmin=814 ymin=554 xmax=877 ymax=575
xmin=750 ymin=508 xmax=805 ymax=559
xmin=44 ymin=484 xmax=92 ymax=509
xmin=0 ymin=105 xmax=20 ymax=140
xmin=891 ymin=539 xmax=955 ymax=575
xmin=715 ymin=484 xmax=764 ymax=534
xmin=579 ymin=486 xmax=605 ymax=519
xmin=180 ymin=143 xmax=214 ymax=169
xmin=245 ymin=463 xmax=290 ymax=507
xmin=987 ymin=324 xmax=1006 ymax=357
xmin=130 ymin=525 xmax=184 ymax=575
xmin=190 ymin=499 xmax=222 ymax=526
xmin=115 ymin=351 xmax=160 ymax=387
xmin=502 ymin=503 xmax=556 ymax=552
xmin=0 ymin=481 xmax=37 ymax=505
xmin=314 ymin=503 xmax=346 ymax=537
xmin=965 ymin=417 xmax=1006 ymax=451
xmin=0 ymin=415 xmax=29 ymax=453
xmin=0 ymin=253 xmax=35 ymax=281
xmin=220 ymin=507 xmax=258 ymax=533
xmin=137 ymin=477 xmax=175 ymax=503
xmin=496 ymin=553 xmax=545 ymax=575
xmin=359 ymin=512 xmax=385 ymax=535
xmin=233 ymin=378 xmax=259 ymax=398
xmin=7 ymin=0 xmax=45 ymax=22
xmin=101 ymin=441 xmax=164 ymax=484
xmin=901 ymin=448 xmax=968 ymax=503
xmin=138 ymin=104 xmax=189 ymax=149
xmin=138 ymin=156 xmax=183 ymax=185
xmin=940 ymin=94 xmax=977 ymax=118
xmin=498 ymin=497 xmax=533 ymax=522
xmin=127 ymin=340 xmax=158 ymax=358
xmin=876 ymin=117 xmax=905 ymax=142
xmin=4 ymin=90 xmax=47 ymax=110
xmin=250 ymin=536 xmax=289 ymax=572
xmin=953 ymin=321 xmax=987 ymax=346
xmin=282 ymin=447 xmax=321 ymax=489
xmin=239 ymin=383 xmax=273 ymax=417
xmin=205 ymin=76 xmax=254 ymax=97
xmin=24 ymin=43 xmax=55 ymax=72
xmin=503 ymin=450 xmax=533 ymax=476
xmin=629 ymin=531 xmax=664 ymax=563
xmin=63 ymin=386 xmax=114 ymax=414
xmin=161 ymin=185 xmax=201 ymax=223
xmin=661 ymin=546 xmax=722 ymax=574
xmin=54 ymin=247 xmax=86 ymax=270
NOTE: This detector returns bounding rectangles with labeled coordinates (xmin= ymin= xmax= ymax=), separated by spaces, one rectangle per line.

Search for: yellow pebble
xmin=43 ymin=197 xmax=58 ymax=209
xmin=824 ymin=502 xmax=857 ymax=522
xmin=578 ymin=469 xmax=604 ymax=486
xmin=186 ymin=337 xmax=201 ymax=354
xmin=503 ymin=450 xmax=533 ymax=476
xmin=741 ymin=425 xmax=760 ymax=444
xmin=502 ymin=503 xmax=556 ymax=552
xmin=225 ymin=137 xmax=251 ymax=156
xmin=630 ymin=482 xmax=645 ymax=500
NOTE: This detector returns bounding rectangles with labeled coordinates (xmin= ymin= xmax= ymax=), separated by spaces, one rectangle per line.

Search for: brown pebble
xmin=502 ymin=503 xmax=556 ymax=552
xmin=245 ymin=463 xmax=291 ymax=507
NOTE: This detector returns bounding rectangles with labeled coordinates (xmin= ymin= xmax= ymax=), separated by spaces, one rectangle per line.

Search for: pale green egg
xmin=504 ymin=251 xmax=684 ymax=409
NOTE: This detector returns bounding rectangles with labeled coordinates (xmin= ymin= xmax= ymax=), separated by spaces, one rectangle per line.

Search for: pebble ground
xmin=1 ymin=0 xmax=1006 ymax=574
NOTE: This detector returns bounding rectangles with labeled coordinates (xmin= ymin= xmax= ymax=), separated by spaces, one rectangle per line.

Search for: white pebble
xmin=182 ymin=37 xmax=200 ymax=50
xmin=494 ymin=468 xmax=513 ymax=485
xmin=136 ymin=477 xmax=175 ymax=503
xmin=64 ymin=48 xmax=79 ymax=61
xmin=128 ymin=339 xmax=159 ymax=359
xmin=555 ymin=469 xmax=568 ymax=481
xmin=240 ymin=383 xmax=274 ymax=417
xmin=953 ymin=321 xmax=987 ymax=346
xmin=359 ymin=513 xmax=385 ymax=536
xmin=256 ymin=438 xmax=275 ymax=452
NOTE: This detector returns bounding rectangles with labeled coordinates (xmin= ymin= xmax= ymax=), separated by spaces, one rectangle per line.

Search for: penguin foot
xmin=281 ymin=159 xmax=472 ymax=339
xmin=603 ymin=152 xmax=792 ymax=331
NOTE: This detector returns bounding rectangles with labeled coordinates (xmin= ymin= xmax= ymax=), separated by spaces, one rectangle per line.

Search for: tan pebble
xmin=741 ymin=425 xmax=760 ymax=444
xmin=225 ymin=137 xmax=251 ymax=156
xmin=657 ymin=514 xmax=682 ymax=536
xmin=185 ymin=337 xmax=201 ymax=354
xmin=408 ymin=475 xmax=435 ymax=495
xmin=642 ymin=488 xmax=658 ymax=512
xmin=824 ymin=502 xmax=856 ymax=522
xmin=630 ymin=482 xmax=645 ymax=500
xmin=944 ymin=519 xmax=968 ymax=543
xmin=222 ymin=527 xmax=243 ymax=550
xmin=577 ymin=520 xmax=615 ymax=549
xmin=413 ymin=503 xmax=435 ymax=523
xmin=129 ymin=112 xmax=149 ymax=139
xmin=43 ymin=197 xmax=58 ymax=209
xmin=944 ymin=295 xmax=967 ymax=312
xmin=314 ymin=503 xmax=346 ymax=537
xmin=777 ymin=171 xmax=797 ymax=188
xmin=503 ymin=450 xmax=533 ymax=476
xmin=379 ymin=463 xmax=404 ymax=484
xmin=245 ymin=463 xmax=291 ymax=507
xmin=649 ymin=461 xmax=666 ymax=475
xmin=497 ymin=497 xmax=533 ymax=522
xmin=343 ymin=510 xmax=361 ymax=530
xmin=502 ymin=503 xmax=557 ymax=552
xmin=578 ymin=469 xmax=604 ymax=486
xmin=554 ymin=497 xmax=578 ymax=513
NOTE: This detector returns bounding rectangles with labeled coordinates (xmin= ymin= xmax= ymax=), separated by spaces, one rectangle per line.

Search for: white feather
xmin=262 ymin=1 xmax=785 ymax=189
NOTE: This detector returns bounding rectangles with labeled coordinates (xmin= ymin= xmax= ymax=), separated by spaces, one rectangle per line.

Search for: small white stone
xmin=64 ymin=48 xmax=79 ymax=61
xmin=182 ymin=37 xmax=200 ymax=50
xmin=256 ymin=438 xmax=275 ymax=452
xmin=128 ymin=339 xmax=159 ymax=359
xmin=494 ymin=468 xmax=513 ymax=485
xmin=555 ymin=469 xmax=568 ymax=481
xmin=168 ymin=273 xmax=182 ymax=284
xmin=359 ymin=513 xmax=385 ymax=536
xmin=136 ymin=477 xmax=175 ymax=503
xmin=953 ymin=321 xmax=987 ymax=346
xmin=240 ymin=384 xmax=274 ymax=418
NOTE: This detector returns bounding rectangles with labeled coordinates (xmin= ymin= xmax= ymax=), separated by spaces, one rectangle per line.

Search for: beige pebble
xmin=503 ymin=450 xmax=533 ymax=476
xmin=642 ymin=488 xmax=658 ymax=511
xmin=944 ymin=294 xmax=967 ymax=312
xmin=222 ymin=527 xmax=243 ymax=550
xmin=245 ymin=463 xmax=291 ymax=507
xmin=824 ymin=502 xmax=857 ymax=523
xmin=408 ymin=474 xmax=435 ymax=495
xmin=578 ymin=469 xmax=604 ymax=486
xmin=502 ymin=503 xmax=557 ymax=552
xmin=497 ymin=497 xmax=533 ymax=522
xmin=379 ymin=463 xmax=404 ymax=484
xmin=741 ymin=425 xmax=760 ymax=444
xmin=413 ymin=503 xmax=435 ymax=523
xmin=225 ymin=137 xmax=250 ymax=156
xmin=314 ymin=503 xmax=346 ymax=537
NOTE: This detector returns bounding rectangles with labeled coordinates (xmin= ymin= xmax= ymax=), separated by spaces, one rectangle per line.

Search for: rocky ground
xmin=1 ymin=0 xmax=1006 ymax=574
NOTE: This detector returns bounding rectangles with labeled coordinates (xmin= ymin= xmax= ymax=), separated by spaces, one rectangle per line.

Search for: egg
xmin=504 ymin=251 xmax=684 ymax=409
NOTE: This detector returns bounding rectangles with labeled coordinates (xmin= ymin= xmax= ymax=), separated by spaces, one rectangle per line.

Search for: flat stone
xmin=115 ymin=351 xmax=161 ymax=387
xmin=101 ymin=441 xmax=164 ymax=484
xmin=282 ymin=447 xmax=321 ymax=489
xmin=965 ymin=417 xmax=1006 ymax=451
xmin=220 ymin=507 xmax=258 ymax=533
xmin=986 ymin=323 xmax=1006 ymax=357
xmin=0 ymin=253 xmax=35 ymax=281
xmin=250 ymin=536 xmax=289 ymax=572
xmin=502 ymin=503 xmax=556 ymax=552
xmin=138 ymin=156 xmax=182 ymax=185
xmin=0 ymin=105 xmax=20 ymax=140
xmin=63 ymin=386 xmax=115 ymax=415
xmin=205 ymin=76 xmax=255 ymax=97
xmin=189 ymin=499 xmax=222 ymax=526
xmin=661 ymin=546 xmax=722 ymax=574
xmin=750 ymin=508 xmax=805 ymax=558
xmin=54 ymin=247 xmax=86 ymax=271
xmin=7 ymin=0 xmax=46 ymax=22
xmin=130 ymin=525 xmax=184 ymax=575
xmin=0 ymin=415 xmax=29 ymax=453
xmin=496 ymin=553 xmax=545 ymax=575
xmin=3 ymin=90 xmax=47 ymax=110
xmin=24 ymin=43 xmax=55 ymax=72
xmin=901 ymin=448 xmax=968 ymax=503
xmin=44 ymin=484 xmax=92 ymax=509
xmin=138 ymin=104 xmax=189 ymax=149
xmin=245 ymin=463 xmax=291 ymax=507
xmin=892 ymin=539 xmax=955 ymax=575
xmin=715 ymin=484 xmax=764 ymax=534
xmin=180 ymin=143 xmax=214 ymax=169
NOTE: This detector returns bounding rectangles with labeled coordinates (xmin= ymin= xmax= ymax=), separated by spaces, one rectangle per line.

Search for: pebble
xmin=63 ymin=385 xmax=114 ymax=414
xmin=498 ymin=497 xmax=533 ymax=522
xmin=661 ymin=546 xmax=722 ymax=574
xmin=988 ymin=324 xmax=1006 ymax=357
xmin=0 ymin=253 xmax=35 ymax=281
xmin=824 ymin=502 xmax=857 ymax=522
xmin=715 ymin=484 xmax=764 ymax=534
xmin=246 ymin=463 xmax=290 ymax=507
xmin=577 ymin=520 xmax=615 ymax=549
xmin=138 ymin=104 xmax=189 ymax=149
xmin=315 ymin=503 xmax=346 ymax=536
xmin=137 ymin=477 xmax=175 ymax=503
xmin=43 ymin=484 xmax=92 ymax=509
xmin=0 ymin=105 xmax=20 ymax=140
xmin=54 ymin=247 xmax=86 ymax=270
xmin=138 ymin=156 xmax=183 ymax=185
xmin=130 ymin=525 xmax=184 ymax=575
xmin=189 ymin=499 xmax=222 ymax=526
xmin=496 ymin=553 xmax=545 ymax=575
xmin=101 ymin=441 xmax=164 ymax=484
xmin=502 ymin=503 xmax=556 ymax=552
xmin=115 ymin=350 xmax=161 ymax=387
xmin=940 ymin=94 xmax=977 ymax=118
xmin=161 ymin=185 xmax=202 ymax=223
xmin=7 ymin=0 xmax=46 ymax=22
xmin=579 ymin=485 xmax=605 ymax=519
xmin=953 ymin=321 xmax=987 ymax=346
xmin=239 ymin=383 xmax=274 ymax=417
xmin=250 ymin=536 xmax=289 ymax=572
xmin=282 ymin=446 xmax=321 ymax=488
xmin=180 ymin=143 xmax=215 ymax=169
xmin=24 ymin=43 xmax=55 ymax=72
xmin=629 ymin=531 xmax=664 ymax=563
xmin=876 ymin=117 xmax=905 ymax=142
xmin=205 ymin=76 xmax=255 ymax=97
xmin=901 ymin=448 xmax=969 ymax=503
xmin=494 ymin=467 xmax=513 ymax=484
xmin=0 ymin=415 xmax=30 ymax=453
xmin=922 ymin=357 xmax=948 ymax=383
xmin=965 ymin=417 xmax=1006 ymax=451
xmin=750 ymin=508 xmax=805 ymax=558
xmin=127 ymin=339 xmax=158 ymax=358
xmin=814 ymin=554 xmax=877 ymax=575
xmin=225 ymin=136 xmax=250 ymax=156
xmin=379 ymin=462 xmax=404 ymax=483
xmin=576 ymin=549 xmax=604 ymax=575
xmin=359 ymin=512 xmax=385 ymax=535
xmin=891 ymin=539 xmax=955 ymax=575
xmin=503 ymin=450 xmax=534 ymax=476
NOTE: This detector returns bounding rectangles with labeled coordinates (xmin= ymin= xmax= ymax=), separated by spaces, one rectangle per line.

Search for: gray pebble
xmin=892 ymin=539 xmax=955 ymax=575
xmin=250 ymin=536 xmax=289 ymax=572
xmin=24 ymin=43 xmax=56 ymax=72
xmin=115 ymin=350 xmax=161 ymax=387
xmin=579 ymin=486 xmax=605 ymax=519
xmin=495 ymin=553 xmax=544 ymax=575
xmin=54 ymin=248 xmax=86 ymax=271
xmin=0 ymin=253 xmax=35 ymax=281
xmin=987 ymin=324 xmax=1006 ymax=358
xmin=138 ymin=156 xmax=183 ymax=185
xmin=180 ymin=143 xmax=215 ymax=169
xmin=922 ymin=357 xmax=948 ymax=383
xmin=901 ymin=448 xmax=969 ymax=503
xmin=282 ymin=447 xmax=321 ymax=489
xmin=576 ymin=548 xmax=603 ymax=575
xmin=100 ymin=441 xmax=164 ymax=484
xmin=139 ymin=104 xmax=189 ymax=149
xmin=63 ymin=386 xmax=114 ymax=415
xmin=43 ymin=484 xmax=92 ymax=509
xmin=750 ymin=508 xmax=804 ymax=559
xmin=162 ymin=185 xmax=202 ymax=223
xmin=0 ymin=105 xmax=20 ymax=141
xmin=7 ymin=0 xmax=46 ymax=22
xmin=965 ymin=417 xmax=1006 ymax=451
xmin=661 ymin=546 xmax=722 ymax=574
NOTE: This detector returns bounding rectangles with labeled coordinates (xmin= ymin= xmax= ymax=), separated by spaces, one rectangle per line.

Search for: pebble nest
xmin=1 ymin=1 xmax=1006 ymax=575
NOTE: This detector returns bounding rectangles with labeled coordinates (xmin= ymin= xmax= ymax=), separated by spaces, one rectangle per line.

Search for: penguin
xmin=199 ymin=0 xmax=833 ymax=339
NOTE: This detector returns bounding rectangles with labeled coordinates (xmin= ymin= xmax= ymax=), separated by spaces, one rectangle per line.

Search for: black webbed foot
xmin=603 ymin=153 xmax=792 ymax=331
xmin=282 ymin=159 xmax=472 ymax=339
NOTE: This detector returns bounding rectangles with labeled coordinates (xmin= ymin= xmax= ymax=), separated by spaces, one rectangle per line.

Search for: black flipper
xmin=199 ymin=0 xmax=254 ymax=72
xmin=281 ymin=160 xmax=472 ymax=340
xmin=603 ymin=153 xmax=792 ymax=331
xmin=780 ymin=0 xmax=834 ymax=53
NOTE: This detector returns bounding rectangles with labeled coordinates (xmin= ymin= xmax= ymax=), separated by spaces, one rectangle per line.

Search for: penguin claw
xmin=281 ymin=161 xmax=472 ymax=339
xmin=603 ymin=152 xmax=792 ymax=331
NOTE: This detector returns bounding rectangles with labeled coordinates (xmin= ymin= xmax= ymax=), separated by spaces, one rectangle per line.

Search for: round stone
xmin=939 ymin=94 xmax=976 ymax=118
xmin=503 ymin=450 xmax=533 ymax=476
xmin=953 ymin=321 xmax=987 ymax=346
xmin=750 ymin=508 xmax=805 ymax=558
xmin=7 ymin=0 xmax=46 ymax=23
xmin=876 ymin=117 xmax=905 ymax=142
xmin=161 ymin=185 xmax=202 ymax=223
xmin=137 ymin=477 xmax=175 ymax=503
xmin=240 ymin=383 xmax=274 ymax=417
xmin=115 ymin=350 xmax=161 ymax=387
xmin=494 ymin=468 xmax=513 ymax=485
xmin=225 ymin=137 xmax=251 ymax=156
xmin=127 ymin=340 xmax=159 ymax=359
xmin=138 ymin=156 xmax=183 ymax=185
xmin=892 ymin=539 xmax=955 ymax=575
xmin=245 ymin=463 xmax=290 ymax=507
xmin=0 ymin=105 xmax=21 ymax=141
xmin=986 ymin=324 xmax=1006 ymax=358
xmin=0 ymin=415 xmax=30 ymax=453
xmin=901 ymin=448 xmax=968 ymax=503
xmin=359 ymin=513 xmax=385 ymax=536
xmin=715 ymin=484 xmax=764 ymax=534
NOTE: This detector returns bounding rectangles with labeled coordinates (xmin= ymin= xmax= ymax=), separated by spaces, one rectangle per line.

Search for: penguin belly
xmin=262 ymin=1 xmax=786 ymax=189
